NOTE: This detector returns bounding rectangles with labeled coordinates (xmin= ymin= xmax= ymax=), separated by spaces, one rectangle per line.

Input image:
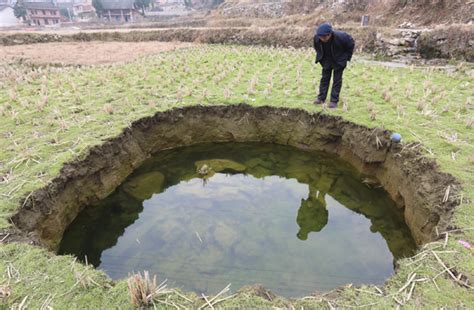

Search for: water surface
xmin=59 ymin=143 xmax=416 ymax=297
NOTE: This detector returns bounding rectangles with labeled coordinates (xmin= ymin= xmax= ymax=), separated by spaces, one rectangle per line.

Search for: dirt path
xmin=0 ymin=26 xmax=250 ymax=35
xmin=0 ymin=41 xmax=196 ymax=65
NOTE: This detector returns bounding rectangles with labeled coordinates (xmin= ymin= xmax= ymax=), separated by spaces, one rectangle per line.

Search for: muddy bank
xmin=1 ymin=26 xmax=472 ymax=61
xmin=10 ymin=104 xmax=460 ymax=251
xmin=0 ymin=27 xmax=324 ymax=48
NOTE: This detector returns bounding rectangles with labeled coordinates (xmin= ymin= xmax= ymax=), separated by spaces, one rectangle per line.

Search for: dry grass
xmin=127 ymin=271 xmax=161 ymax=307
xmin=0 ymin=41 xmax=196 ymax=66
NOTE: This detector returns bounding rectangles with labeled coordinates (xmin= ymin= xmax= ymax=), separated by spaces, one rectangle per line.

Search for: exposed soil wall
xmin=417 ymin=25 xmax=474 ymax=62
xmin=11 ymin=105 xmax=460 ymax=252
xmin=1 ymin=26 xmax=472 ymax=61
xmin=0 ymin=27 xmax=315 ymax=48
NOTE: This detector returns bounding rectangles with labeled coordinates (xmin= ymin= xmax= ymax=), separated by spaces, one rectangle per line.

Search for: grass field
xmin=0 ymin=43 xmax=473 ymax=308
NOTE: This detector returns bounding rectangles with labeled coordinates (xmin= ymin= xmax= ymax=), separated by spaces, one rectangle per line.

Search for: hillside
xmin=214 ymin=0 xmax=474 ymax=27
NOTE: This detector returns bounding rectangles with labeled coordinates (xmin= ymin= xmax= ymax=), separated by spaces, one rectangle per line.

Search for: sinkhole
xmin=58 ymin=142 xmax=417 ymax=297
xmin=13 ymin=105 xmax=459 ymax=300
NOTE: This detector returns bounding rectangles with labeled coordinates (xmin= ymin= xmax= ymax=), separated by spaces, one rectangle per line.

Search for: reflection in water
xmin=59 ymin=143 xmax=416 ymax=297
xmin=297 ymin=190 xmax=329 ymax=241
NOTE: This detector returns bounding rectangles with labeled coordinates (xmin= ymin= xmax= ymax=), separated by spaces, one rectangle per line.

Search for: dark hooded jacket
xmin=313 ymin=30 xmax=355 ymax=68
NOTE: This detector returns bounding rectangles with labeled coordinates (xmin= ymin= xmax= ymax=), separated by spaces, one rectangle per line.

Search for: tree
xmin=92 ymin=0 xmax=103 ymax=17
xmin=60 ymin=7 xmax=74 ymax=20
xmin=13 ymin=1 xmax=27 ymax=19
xmin=134 ymin=0 xmax=150 ymax=15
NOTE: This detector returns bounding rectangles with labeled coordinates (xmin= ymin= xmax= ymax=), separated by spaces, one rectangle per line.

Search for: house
xmin=0 ymin=4 xmax=20 ymax=27
xmin=23 ymin=1 xmax=61 ymax=26
xmin=101 ymin=0 xmax=139 ymax=22
xmin=73 ymin=0 xmax=95 ymax=19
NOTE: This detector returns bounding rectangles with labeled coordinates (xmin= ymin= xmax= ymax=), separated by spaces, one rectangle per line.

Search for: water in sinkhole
xmin=59 ymin=143 xmax=416 ymax=297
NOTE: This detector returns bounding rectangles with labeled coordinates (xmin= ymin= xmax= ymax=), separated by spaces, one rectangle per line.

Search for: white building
xmin=0 ymin=4 xmax=21 ymax=27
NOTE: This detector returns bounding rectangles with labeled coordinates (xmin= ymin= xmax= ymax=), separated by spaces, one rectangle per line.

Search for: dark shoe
xmin=329 ymin=102 xmax=338 ymax=109
xmin=314 ymin=98 xmax=324 ymax=105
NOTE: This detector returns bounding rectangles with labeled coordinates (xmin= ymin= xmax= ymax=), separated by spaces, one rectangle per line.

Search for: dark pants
xmin=318 ymin=65 xmax=344 ymax=103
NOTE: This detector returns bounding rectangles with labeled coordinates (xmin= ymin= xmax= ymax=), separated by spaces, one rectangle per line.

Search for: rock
xmin=197 ymin=164 xmax=211 ymax=176
xmin=122 ymin=171 xmax=165 ymax=201
xmin=284 ymin=164 xmax=311 ymax=183
xmin=245 ymin=158 xmax=272 ymax=169
xmin=195 ymin=159 xmax=246 ymax=178
xmin=387 ymin=38 xmax=405 ymax=46
xmin=194 ymin=246 xmax=224 ymax=273
xmin=233 ymin=239 xmax=260 ymax=260
xmin=248 ymin=166 xmax=272 ymax=179
xmin=214 ymin=223 xmax=239 ymax=248
xmin=399 ymin=21 xmax=415 ymax=29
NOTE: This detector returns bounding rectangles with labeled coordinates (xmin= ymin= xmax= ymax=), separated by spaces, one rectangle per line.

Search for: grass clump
xmin=127 ymin=271 xmax=170 ymax=307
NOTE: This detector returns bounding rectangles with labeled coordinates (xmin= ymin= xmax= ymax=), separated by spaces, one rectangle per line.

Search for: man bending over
xmin=313 ymin=23 xmax=355 ymax=108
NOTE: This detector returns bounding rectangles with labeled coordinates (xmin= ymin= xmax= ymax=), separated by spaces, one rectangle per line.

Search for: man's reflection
xmin=296 ymin=190 xmax=328 ymax=240
xmin=296 ymin=173 xmax=336 ymax=240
